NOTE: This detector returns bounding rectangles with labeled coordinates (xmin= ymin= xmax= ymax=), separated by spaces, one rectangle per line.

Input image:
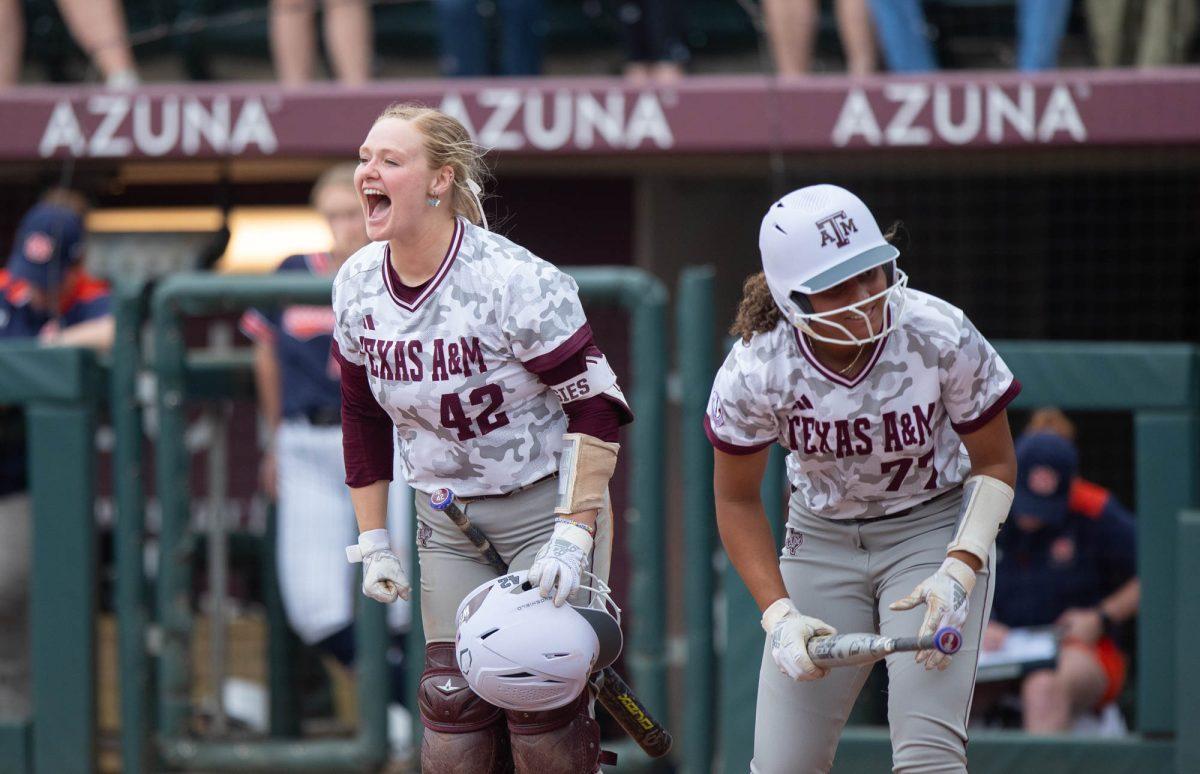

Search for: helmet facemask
xmin=788 ymin=263 xmax=908 ymax=346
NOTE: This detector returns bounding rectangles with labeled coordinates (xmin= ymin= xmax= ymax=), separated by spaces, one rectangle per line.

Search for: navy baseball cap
xmin=1012 ymin=432 xmax=1079 ymax=527
xmin=7 ymin=203 xmax=84 ymax=290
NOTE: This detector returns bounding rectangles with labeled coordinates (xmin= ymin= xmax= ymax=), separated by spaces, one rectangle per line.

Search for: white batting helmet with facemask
xmin=759 ymin=184 xmax=907 ymax=345
xmin=454 ymin=570 xmax=622 ymax=712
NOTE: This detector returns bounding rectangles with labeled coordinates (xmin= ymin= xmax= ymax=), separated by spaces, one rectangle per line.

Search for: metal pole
xmin=153 ymin=288 xmax=195 ymax=739
xmin=677 ymin=267 xmax=716 ymax=774
xmin=205 ymin=322 xmax=233 ymax=734
xmin=112 ymin=279 xmax=152 ymax=774
xmin=622 ymin=272 xmax=670 ymax=723
xmin=1178 ymin=510 xmax=1200 ymax=773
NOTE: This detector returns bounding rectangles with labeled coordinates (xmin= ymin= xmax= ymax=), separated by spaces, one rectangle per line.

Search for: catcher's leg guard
xmin=506 ymin=691 xmax=602 ymax=774
xmin=419 ymin=642 xmax=513 ymax=774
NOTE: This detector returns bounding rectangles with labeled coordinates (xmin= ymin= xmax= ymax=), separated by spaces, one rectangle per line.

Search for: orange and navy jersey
xmin=0 ymin=268 xmax=111 ymax=338
xmin=238 ymin=253 xmax=341 ymax=419
xmin=993 ymin=478 xmax=1136 ymax=629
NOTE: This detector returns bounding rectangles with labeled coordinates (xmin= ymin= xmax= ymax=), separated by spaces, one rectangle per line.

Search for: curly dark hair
xmin=729 ymin=221 xmax=904 ymax=343
xmin=730 ymin=272 xmax=781 ymax=343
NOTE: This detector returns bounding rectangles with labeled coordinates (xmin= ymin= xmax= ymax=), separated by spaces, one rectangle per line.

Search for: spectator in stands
xmin=0 ymin=191 xmax=113 ymax=718
xmin=763 ymin=0 xmax=877 ymax=75
xmin=435 ymin=0 xmax=545 ymax=76
xmin=867 ymin=0 xmax=1072 ymax=71
xmin=239 ymin=165 xmax=412 ymax=750
xmin=615 ymin=0 xmax=690 ymax=83
xmin=1085 ymin=0 xmax=1196 ymax=67
xmin=270 ymin=0 xmax=373 ymax=86
xmin=985 ymin=427 xmax=1141 ymax=733
xmin=0 ymin=0 xmax=138 ymax=88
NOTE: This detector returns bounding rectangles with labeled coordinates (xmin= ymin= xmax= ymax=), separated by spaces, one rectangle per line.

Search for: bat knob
xmin=933 ymin=626 xmax=963 ymax=655
xmin=430 ymin=488 xmax=454 ymax=511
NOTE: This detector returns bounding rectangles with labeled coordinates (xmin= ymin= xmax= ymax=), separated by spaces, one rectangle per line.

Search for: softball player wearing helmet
xmin=241 ymin=164 xmax=411 ymax=684
xmin=332 ymin=104 xmax=632 ymax=774
xmin=707 ymin=184 xmax=1020 ymax=773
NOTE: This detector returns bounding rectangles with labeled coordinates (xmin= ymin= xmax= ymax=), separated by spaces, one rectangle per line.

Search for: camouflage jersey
xmin=705 ymin=288 xmax=1020 ymax=521
xmin=332 ymin=217 xmax=588 ymax=497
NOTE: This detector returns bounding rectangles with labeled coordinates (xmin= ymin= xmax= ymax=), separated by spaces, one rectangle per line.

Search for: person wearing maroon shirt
xmin=332 ymin=103 xmax=632 ymax=773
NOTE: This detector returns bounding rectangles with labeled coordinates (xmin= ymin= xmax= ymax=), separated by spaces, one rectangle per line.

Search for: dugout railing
xmin=0 ymin=344 xmax=103 ymax=774
xmin=676 ymin=268 xmax=1199 ymax=774
xmin=113 ymin=267 xmax=668 ymax=772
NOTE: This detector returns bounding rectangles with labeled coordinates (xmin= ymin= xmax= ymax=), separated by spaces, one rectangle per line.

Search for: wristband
xmin=345 ymin=528 xmax=390 ymax=563
xmin=554 ymin=516 xmax=596 ymax=536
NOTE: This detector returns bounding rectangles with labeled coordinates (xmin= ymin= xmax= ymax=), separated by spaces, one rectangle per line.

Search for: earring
xmin=427 ymin=194 xmax=441 ymax=208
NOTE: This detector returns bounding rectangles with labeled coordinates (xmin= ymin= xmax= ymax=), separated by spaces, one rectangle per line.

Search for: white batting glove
xmin=346 ymin=529 xmax=410 ymax=604
xmin=527 ymin=518 xmax=592 ymax=607
xmin=761 ymin=598 xmax=838 ymax=682
xmin=889 ymin=557 xmax=975 ymax=670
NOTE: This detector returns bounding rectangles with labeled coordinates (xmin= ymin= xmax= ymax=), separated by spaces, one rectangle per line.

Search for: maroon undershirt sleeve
xmin=333 ymin=342 xmax=394 ymax=487
xmin=527 ymin=336 xmax=633 ymax=444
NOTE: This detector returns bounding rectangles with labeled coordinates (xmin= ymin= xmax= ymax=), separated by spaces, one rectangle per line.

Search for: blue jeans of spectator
xmin=868 ymin=0 xmax=1072 ymax=72
xmin=435 ymin=0 xmax=545 ymax=76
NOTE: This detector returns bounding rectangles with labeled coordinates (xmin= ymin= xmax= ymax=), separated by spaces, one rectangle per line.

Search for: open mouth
xmin=363 ymin=186 xmax=392 ymax=223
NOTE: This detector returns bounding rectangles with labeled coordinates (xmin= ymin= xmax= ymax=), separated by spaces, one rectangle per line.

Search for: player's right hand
xmin=761 ymin=598 xmax=837 ymax=682
xmin=362 ymin=548 xmax=410 ymax=603
xmin=347 ymin=529 xmax=411 ymax=603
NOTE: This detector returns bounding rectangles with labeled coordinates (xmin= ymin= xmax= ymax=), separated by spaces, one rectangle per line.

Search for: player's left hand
xmin=528 ymin=518 xmax=593 ymax=606
xmin=889 ymin=557 xmax=976 ymax=671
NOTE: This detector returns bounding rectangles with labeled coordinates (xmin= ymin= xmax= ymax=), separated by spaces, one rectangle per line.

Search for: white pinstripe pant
xmin=275 ymin=418 xmax=412 ymax=643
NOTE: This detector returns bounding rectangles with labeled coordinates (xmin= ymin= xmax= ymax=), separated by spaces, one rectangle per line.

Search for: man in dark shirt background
xmin=985 ymin=428 xmax=1140 ymax=733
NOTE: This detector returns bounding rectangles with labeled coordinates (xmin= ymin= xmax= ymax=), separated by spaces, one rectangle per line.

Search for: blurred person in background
xmin=270 ymin=0 xmax=373 ymax=86
xmin=0 ymin=0 xmax=139 ymax=87
xmin=867 ymin=0 xmax=1072 ymax=72
xmin=763 ymin=0 xmax=877 ymax=75
xmin=1085 ymin=0 xmax=1196 ymax=67
xmin=435 ymin=0 xmax=545 ymax=76
xmin=614 ymin=0 xmax=690 ymax=83
xmin=0 ymin=191 xmax=113 ymax=718
xmin=985 ymin=425 xmax=1140 ymax=733
xmin=239 ymin=164 xmax=412 ymax=743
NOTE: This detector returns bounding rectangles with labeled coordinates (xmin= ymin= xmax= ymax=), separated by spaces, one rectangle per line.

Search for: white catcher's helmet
xmin=454 ymin=570 xmax=622 ymax=712
xmin=759 ymin=184 xmax=907 ymax=345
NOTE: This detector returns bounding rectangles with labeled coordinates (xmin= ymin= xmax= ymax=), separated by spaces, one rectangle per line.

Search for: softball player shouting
xmin=331 ymin=104 xmax=632 ymax=773
xmin=707 ymin=184 xmax=1019 ymax=772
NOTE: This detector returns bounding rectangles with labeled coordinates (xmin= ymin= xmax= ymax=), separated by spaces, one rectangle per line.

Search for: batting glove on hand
xmin=889 ymin=557 xmax=975 ymax=670
xmin=761 ymin=598 xmax=837 ymax=682
xmin=527 ymin=518 xmax=592 ymax=607
xmin=346 ymin=529 xmax=410 ymax=604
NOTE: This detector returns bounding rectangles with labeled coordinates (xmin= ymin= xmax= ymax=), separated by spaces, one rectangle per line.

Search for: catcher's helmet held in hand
xmin=454 ymin=570 xmax=622 ymax=711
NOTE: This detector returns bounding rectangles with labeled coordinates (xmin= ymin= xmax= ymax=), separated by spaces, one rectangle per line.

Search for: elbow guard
xmin=555 ymin=432 xmax=619 ymax=515
xmin=946 ymin=474 xmax=1014 ymax=565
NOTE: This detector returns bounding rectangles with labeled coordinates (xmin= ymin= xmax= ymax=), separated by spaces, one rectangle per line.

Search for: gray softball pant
xmin=751 ymin=489 xmax=993 ymax=774
xmin=412 ymin=476 xmax=614 ymax=643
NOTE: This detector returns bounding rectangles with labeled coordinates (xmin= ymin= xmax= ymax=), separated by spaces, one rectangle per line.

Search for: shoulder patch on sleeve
xmin=1068 ymin=478 xmax=1110 ymax=519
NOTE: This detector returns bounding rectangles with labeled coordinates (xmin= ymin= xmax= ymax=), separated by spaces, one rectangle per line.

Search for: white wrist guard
xmin=555 ymin=432 xmax=619 ymax=515
xmin=946 ymin=475 xmax=1014 ymax=564
xmin=761 ymin=597 xmax=798 ymax=634
xmin=345 ymin=528 xmax=390 ymax=563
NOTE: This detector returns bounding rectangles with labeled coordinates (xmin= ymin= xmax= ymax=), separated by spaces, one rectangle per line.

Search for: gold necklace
xmin=837 ymin=344 xmax=868 ymax=375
